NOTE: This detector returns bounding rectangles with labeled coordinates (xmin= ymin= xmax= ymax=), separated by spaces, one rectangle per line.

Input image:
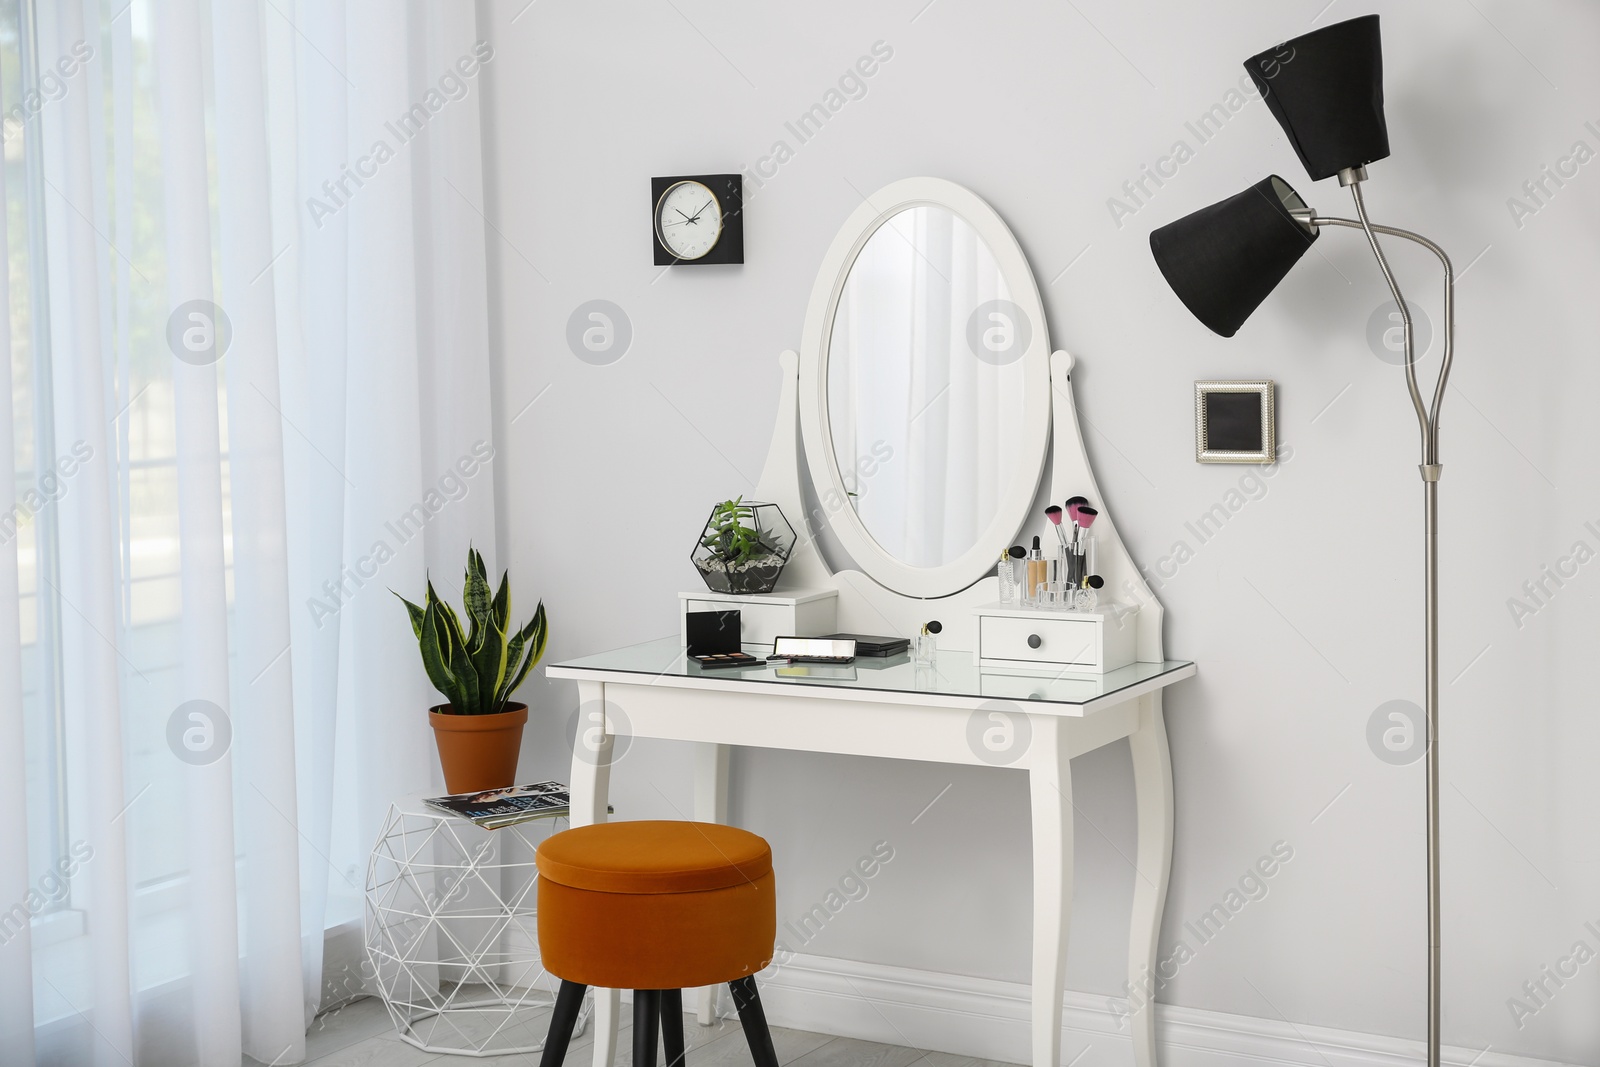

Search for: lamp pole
xmin=1301 ymin=168 xmax=1455 ymax=1067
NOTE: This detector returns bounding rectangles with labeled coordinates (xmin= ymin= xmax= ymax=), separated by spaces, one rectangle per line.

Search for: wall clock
xmin=651 ymin=174 xmax=744 ymax=265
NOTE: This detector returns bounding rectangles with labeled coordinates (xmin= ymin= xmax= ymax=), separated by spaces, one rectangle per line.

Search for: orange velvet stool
xmin=534 ymin=821 xmax=780 ymax=1067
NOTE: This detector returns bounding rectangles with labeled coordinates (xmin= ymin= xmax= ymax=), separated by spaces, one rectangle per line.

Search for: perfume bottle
xmin=997 ymin=547 xmax=1024 ymax=605
xmin=1073 ymin=574 xmax=1105 ymax=612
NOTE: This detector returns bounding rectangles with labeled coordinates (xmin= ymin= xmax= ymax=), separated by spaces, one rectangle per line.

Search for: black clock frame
xmin=651 ymin=174 xmax=744 ymax=266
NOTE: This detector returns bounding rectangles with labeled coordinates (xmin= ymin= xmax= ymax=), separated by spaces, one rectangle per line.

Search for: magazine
xmin=424 ymin=780 xmax=573 ymax=830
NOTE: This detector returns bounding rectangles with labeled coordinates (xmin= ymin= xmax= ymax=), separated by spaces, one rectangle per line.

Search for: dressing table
xmin=548 ymin=178 xmax=1195 ymax=1067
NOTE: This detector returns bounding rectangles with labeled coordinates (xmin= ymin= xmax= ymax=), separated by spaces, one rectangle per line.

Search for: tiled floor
xmin=267 ymin=995 xmax=1021 ymax=1067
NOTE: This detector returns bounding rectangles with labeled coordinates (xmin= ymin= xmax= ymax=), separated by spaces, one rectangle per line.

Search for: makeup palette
xmin=690 ymin=651 xmax=764 ymax=670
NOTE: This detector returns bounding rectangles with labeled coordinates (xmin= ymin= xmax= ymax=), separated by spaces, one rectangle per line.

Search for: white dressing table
xmin=549 ymin=642 xmax=1192 ymax=1067
xmin=549 ymin=178 xmax=1194 ymax=1066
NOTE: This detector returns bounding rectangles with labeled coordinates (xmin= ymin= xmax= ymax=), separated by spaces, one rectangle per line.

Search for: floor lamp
xmin=1148 ymin=15 xmax=1453 ymax=1067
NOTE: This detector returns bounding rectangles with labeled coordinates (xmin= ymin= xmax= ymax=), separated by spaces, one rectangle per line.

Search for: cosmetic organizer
xmin=969 ymin=601 xmax=1138 ymax=674
xmin=678 ymin=588 xmax=837 ymax=651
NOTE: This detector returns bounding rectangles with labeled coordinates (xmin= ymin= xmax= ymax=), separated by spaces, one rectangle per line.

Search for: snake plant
xmin=395 ymin=548 xmax=548 ymax=715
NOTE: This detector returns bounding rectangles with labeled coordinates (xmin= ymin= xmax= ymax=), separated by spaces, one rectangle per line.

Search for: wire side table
xmin=364 ymin=794 xmax=589 ymax=1057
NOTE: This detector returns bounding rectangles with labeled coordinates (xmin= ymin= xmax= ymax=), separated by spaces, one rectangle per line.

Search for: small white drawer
xmin=981 ymin=615 xmax=1097 ymax=666
xmin=972 ymin=602 xmax=1138 ymax=674
xmin=679 ymin=588 xmax=838 ymax=652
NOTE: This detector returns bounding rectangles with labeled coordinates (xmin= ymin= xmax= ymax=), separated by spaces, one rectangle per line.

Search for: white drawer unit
xmin=679 ymin=588 xmax=838 ymax=651
xmin=972 ymin=602 xmax=1139 ymax=674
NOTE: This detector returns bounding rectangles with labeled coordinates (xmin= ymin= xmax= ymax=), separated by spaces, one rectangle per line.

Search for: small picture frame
xmin=1195 ymin=380 xmax=1275 ymax=464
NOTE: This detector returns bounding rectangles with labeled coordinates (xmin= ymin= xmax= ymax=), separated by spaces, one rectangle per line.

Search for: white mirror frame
xmin=799 ymin=177 xmax=1052 ymax=599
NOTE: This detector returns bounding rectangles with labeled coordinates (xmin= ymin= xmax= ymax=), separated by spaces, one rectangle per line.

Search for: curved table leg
xmin=572 ymin=681 xmax=622 ymax=1067
xmin=1028 ymin=715 xmax=1073 ymax=1067
xmin=693 ymin=743 xmax=731 ymax=1026
xmin=589 ymin=988 xmax=622 ymax=1066
xmin=1127 ymin=696 xmax=1174 ymax=1067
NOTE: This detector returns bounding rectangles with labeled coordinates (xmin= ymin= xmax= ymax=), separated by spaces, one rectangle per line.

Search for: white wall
xmin=477 ymin=1 xmax=1600 ymax=1063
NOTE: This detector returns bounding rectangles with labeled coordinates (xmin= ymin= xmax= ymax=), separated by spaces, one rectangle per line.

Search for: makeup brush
xmin=1064 ymin=497 xmax=1090 ymax=549
xmin=1074 ymin=506 xmax=1099 ymax=580
xmin=1044 ymin=505 xmax=1070 ymax=549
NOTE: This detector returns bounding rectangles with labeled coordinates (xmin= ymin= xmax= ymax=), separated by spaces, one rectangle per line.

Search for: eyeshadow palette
xmin=685 ymin=609 xmax=742 ymax=655
xmin=690 ymin=651 xmax=763 ymax=670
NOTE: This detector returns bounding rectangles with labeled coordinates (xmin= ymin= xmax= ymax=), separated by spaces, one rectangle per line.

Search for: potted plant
xmin=396 ymin=548 xmax=548 ymax=794
xmin=690 ymin=497 xmax=797 ymax=595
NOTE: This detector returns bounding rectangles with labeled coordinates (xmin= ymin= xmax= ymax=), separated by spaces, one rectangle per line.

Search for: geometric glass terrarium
xmin=690 ymin=498 xmax=796 ymax=595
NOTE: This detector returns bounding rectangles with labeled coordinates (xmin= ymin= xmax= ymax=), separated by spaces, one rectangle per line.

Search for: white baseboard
xmin=755 ymin=952 xmax=1582 ymax=1067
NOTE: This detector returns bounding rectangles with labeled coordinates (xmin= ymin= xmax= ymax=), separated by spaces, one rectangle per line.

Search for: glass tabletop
xmin=548 ymin=636 xmax=1194 ymax=710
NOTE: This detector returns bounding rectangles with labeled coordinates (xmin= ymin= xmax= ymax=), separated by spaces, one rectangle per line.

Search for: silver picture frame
xmin=1195 ymin=380 xmax=1276 ymax=464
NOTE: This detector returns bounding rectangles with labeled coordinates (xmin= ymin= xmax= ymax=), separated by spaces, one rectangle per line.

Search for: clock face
xmin=654 ymin=180 xmax=723 ymax=261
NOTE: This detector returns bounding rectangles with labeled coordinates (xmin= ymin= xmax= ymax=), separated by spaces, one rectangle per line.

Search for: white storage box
xmin=679 ymin=588 xmax=838 ymax=652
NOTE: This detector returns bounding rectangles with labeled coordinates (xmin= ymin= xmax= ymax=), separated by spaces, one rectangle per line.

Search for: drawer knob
xmin=1027 ymin=634 xmax=1042 ymax=649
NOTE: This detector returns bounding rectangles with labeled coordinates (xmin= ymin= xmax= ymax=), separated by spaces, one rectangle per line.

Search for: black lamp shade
xmin=1245 ymin=15 xmax=1390 ymax=181
xmin=1148 ymin=176 xmax=1318 ymax=338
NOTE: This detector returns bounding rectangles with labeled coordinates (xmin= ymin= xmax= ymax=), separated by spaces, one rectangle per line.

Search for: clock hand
xmin=675 ymin=208 xmax=694 ymax=222
xmin=688 ymin=200 xmax=714 ymax=222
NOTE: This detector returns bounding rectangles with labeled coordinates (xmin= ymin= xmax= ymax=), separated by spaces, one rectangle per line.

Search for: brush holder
xmin=1065 ymin=544 xmax=1086 ymax=590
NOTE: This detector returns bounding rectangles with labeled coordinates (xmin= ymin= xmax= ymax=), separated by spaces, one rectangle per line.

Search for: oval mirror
xmin=799 ymin=179 xmax=1051 ymax=598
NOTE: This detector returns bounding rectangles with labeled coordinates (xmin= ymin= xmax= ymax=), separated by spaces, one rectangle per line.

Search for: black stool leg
xmin=660 ymin=989 xmax=686 ymax=1066
xmin=728 ymin=976 xmax=779 ymax=1067
xmin=633 ymin=989 xmax=662 ymax=1067
xmin=539 ymin=980 xmax=589 ymax=1067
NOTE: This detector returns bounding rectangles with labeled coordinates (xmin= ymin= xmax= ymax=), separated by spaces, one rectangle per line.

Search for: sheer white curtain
xmin=0 ymin=1 xmax=499 ymax=1064
xmin=829 ymin=206 xmax=1022 ymax=567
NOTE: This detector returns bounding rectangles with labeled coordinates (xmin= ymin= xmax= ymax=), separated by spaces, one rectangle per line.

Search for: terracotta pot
xmin=428 ymin=702 xmax=528 ymax=794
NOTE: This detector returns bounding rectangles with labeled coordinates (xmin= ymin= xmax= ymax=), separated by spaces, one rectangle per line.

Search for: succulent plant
xmin=395 ymin=547 xmax=547 ymax=715
xmin=699 ymin=497 xmax=780 ymax=567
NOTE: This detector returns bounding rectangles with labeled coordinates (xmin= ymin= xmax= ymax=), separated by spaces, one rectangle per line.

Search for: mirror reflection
xmin=827 ymin=204 xmax=1029 ymax=569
